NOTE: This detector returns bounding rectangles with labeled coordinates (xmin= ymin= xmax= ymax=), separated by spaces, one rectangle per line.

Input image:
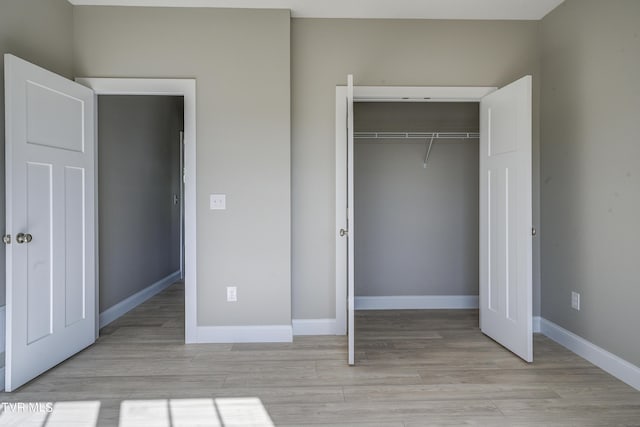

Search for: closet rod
xmin=354 ymin=131 xmax=479 ymax=140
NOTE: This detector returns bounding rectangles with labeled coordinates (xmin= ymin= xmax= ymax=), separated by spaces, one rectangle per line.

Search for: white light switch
xmin=227 ymin=286 xmax=237 ymax=302
xmin=210 ymin=194 xmax=226 ymax=210
xmin=571 ymin=291 xmax=580 ymax=310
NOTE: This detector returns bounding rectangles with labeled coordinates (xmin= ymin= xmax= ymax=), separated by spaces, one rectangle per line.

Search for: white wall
xmin=354 ymin=102 xmax=479 ymax=297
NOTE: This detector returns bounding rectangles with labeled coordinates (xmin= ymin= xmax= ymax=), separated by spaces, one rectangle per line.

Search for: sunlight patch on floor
xmin=48 ymin=401 xmax=101 ymax=427
xmin=215 ymin=398 xmax=274 ymax=426
xmin=120 ymin=397 xmax=274 ymax=427
xmin=0 ymin=397 xmax=274 ymax=426
xmin=169 ymin=399 xmax=220 ymax=426
xmin=0 ymin=401 xmax=100 ymax=427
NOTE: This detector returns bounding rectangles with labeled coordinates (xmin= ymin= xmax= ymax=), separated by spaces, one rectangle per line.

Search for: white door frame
xmin=75 ymin=78 xmax=198 ymax=343
xmin=335 ymin=85 xmax=496 ymax=335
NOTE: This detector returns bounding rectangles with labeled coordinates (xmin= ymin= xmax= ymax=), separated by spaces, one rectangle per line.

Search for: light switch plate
xmin=571 ymin=291 xmax=580 ymax=310
xmin=227 ymin=286 xmax=237 ymax=302
xmin=210 ymin=194 xmax=226 ymax=210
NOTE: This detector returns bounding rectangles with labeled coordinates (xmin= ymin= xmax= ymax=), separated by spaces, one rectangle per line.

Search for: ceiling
xmin=67 ymin=0 xmax=565 ymax=20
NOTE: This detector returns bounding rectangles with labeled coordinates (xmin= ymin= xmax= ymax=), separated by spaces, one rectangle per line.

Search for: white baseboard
xmin=191 ymin=325 xmax=293 ymax=343
xmin=540 ymin=318 xmax=640 ymax=391
xmin=292 ymin=318 xmax=336 ymax=335
xmin=355 ymin=295 xmax=479 ymax=310
xmin=99 ymin=271 xmax=181 ymax=329
xmin=533 ymin=315 xmax=541 ymax=333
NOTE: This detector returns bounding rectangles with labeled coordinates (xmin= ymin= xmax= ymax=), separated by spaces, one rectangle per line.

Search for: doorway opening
xmin=77 ymin=77 xmax=198 ymax=343
xmin=97 ymin=95 xmax=185 ymax=340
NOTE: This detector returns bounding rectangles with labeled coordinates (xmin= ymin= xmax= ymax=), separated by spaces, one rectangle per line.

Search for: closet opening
xmin=353 ymin=101 xmax=481 ymax=356
xmin=337 ymin=79 xmax=533 ymax=365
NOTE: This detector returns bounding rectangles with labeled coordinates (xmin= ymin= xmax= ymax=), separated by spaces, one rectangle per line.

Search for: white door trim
xmin=335 ymin=85 xmax=496 ymax=335
xmin=75 ymin=78 xmax=198 ymax=343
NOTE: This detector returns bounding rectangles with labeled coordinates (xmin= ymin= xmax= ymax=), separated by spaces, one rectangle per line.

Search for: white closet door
xmin=479 ymin=75 xmax=533 ymax=362
xmin=346 ymin=74 xmax=355 ymax=365
xmin=335 ymin=75 xmax=355 ymax=365
xmin=4 ymin=54 xmax=96 ymax=391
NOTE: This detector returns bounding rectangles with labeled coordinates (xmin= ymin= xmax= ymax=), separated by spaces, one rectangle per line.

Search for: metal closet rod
xmin=354 ymin=131 xmax=479 ymax=168
xmin=354 ymin=131 xmax=479 ymax=140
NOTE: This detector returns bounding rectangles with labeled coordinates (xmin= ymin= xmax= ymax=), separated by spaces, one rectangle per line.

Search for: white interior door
xmin=346 ymin=75 xmax=355 ymax=365
xmin=479 ymin=75 xmax=533 ymax=362
xmin=4 ymin=54 xmax=96 ymax=391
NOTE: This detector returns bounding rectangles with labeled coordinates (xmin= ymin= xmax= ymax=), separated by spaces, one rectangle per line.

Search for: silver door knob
xmin=16 ymin=233 xmax=32 ymax=244
xmin=339 ymin=228 xmax=348 ymax=237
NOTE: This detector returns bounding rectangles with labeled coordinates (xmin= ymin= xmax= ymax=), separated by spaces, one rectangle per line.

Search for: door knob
xmin=339 ymin=228 xmax=348 ymax=237
xmin=16 ymin=233 xmax=32 ymax=244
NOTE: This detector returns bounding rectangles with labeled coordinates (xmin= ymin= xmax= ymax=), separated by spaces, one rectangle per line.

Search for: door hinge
xmin=3 ymin=234 xmax=11 ymax=244
xmin=532 ymin=227 xmax=537 ymax=237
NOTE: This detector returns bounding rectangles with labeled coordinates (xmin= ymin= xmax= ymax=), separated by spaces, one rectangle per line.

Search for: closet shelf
xmin=354 ymin=131 xmax=479 ymax=141
xmin=354 ymin=131 xmax=479 ymax=168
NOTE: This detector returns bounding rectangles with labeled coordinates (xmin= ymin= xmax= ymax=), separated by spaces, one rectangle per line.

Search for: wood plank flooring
xmin=1 ymin=283 xmax=639 ymax=426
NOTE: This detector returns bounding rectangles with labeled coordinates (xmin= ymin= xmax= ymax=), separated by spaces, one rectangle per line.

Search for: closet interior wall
xmin=354 ymin=102 xmax=480 ymax=299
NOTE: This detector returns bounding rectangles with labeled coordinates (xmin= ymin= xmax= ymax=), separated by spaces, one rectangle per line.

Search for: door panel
xmin=5 ymin=54 xmax=96 ymax=391
xmin=25 ymin=162 xmax=54 ymax=345
xmin=64 ymin=166 xmax=86 ymax=327
xmin=479 ymin=75 xmax=533 ymax=362
xmin=26 ymin=81 xmax=84 ymax=152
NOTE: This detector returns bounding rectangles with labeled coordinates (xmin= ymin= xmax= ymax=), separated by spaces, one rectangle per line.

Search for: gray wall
xmin=354 ymin=103 xmax=479 ymax=297
xmin=540 ymin=0 xmax=640 ymax=366
xmin=291 ymin=18 xmax=541 ymax=319
xmin=98 ymin=95 xmax=182 ymax=312
xmin=74 ymin=7 xmax=291 ymax=327
xmin=0 ymin=0 xmax=74 ymax=307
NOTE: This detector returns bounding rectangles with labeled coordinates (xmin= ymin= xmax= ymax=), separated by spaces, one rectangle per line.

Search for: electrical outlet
xmin=571 ymin=291 xmax=580 ymax=310
xmin=227 ymin=286 xmax=237 ymax=302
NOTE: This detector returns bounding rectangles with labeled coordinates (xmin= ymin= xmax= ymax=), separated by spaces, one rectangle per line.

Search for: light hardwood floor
xmin=1 ymin=283 xmax=639 ymax=426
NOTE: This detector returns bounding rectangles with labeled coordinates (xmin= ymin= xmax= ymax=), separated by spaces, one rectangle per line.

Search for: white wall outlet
xmin=227 ymin=286 xmax=237 ymax=302
xmin=571 ymin=291 xmax=580 ymax=310
xmin=210 ymin=194 xmax=226 ymax=210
